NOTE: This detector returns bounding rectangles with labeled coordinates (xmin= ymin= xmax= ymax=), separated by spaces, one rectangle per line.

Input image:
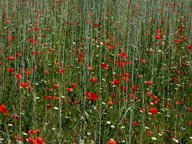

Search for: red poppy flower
xmin=119 ymin=52 xmax=127 ymax=59
xmin=66 ymin=88 xmax=74 ymax=92
xmin=19 ymin=81 xmax=29 ymax=88
xmin=179 ymin=26 xmax=186 ymax=29
xmin=28 ymin=129 xmax=40 ymax=135
xmin=176 ymin=101 xmax=183 ymax=105
xmin=28 ymin=86 xmax=34 ymax=91
xmin=149 ymin=108 xmax=159 ymax=114
xmin=116 ymin=61 xmax=127 ymax=67
xmin=188 ymin=46 xmax=192 ymax=50
xmin=156 ymin=35 xmax=162 ymax=40
xmin=28 ymin=137 xmax=45 ymax=144
xmin=152 ymin=96 xmax=159 ymax=99
xmin=122 ymin=86 xmax=128 ymax=92
xmin=30 ymin=38 xmax=37 ymax=42
xmin=174 ymin=77 xmax=179 ymax=82
xmin=183 ymin=63 xmax=188 ymax=66
xmin=34 ymin=137 xmax=45 ymax=144
xmin=80 ymin=43 xmax=85 ymax=46
xmin=156 ymin=30 xmax=162 ymax=33
xmin=44 ymin=96 xmax=52 ymax=99
xmin=8 ymin=56 xmax=15 ymax=60
xmin=89 ymin=66 xmax=95 ymax=70
xmin=47 ymin=88 xmax=52 ymax=91
xmin=32 ymin=51 xmax=39 ymax=55
xmin=0 ymin=105 xmax=8 ymax=114
xmin=14 ymin=136 xmax=23 ymax=141
xmin=146 ymin=81 xmax=154 ymax=85
xmin=132 ymin=85 xmax=139 ymax=91
xmin=124 ymin=73 xmax=132 ymax=77
xmin=53 ymin=97 xmax=59 ymax=100
xmin=7 ymin=41 xmax=12 ymax=45
xmin=128 ymin=61 xmax=133 ymax=64
xmin=58 ymin=69 xmax=65 ymax=74
xmin=146 ymin=131 xmax=153 ymax=136
xmin=121 ymin=77 xmax=131 ymax=81
xmin=101 ymin=63 xmax=109 ymax=69
xmin=42 ymin=34 xmax=46 ymax=38
xmin=33 ymin=67 xmax=38 ymax=70
xmin=78 ymin=54 xmax=84 ymax=60
xmin=54 ymin=84 xmax=60 ymax=88
xmin=113 ymin=79 xmax=120 ymax=85
xmin=86 ymin=92 xmax=100 ymax=100
xmin=132 ymin=121 xmax=139 ymax=126
xmin=23 ymin=69 xmax=32 ymax=74
xmin=90 ymin=78 xmax=98 ymax=82
xmin=152 ymin=101 xmax=158 ymax=104
xmin=109 ymin=45 xmax=115 ymax=49
xmin=44 ymin=71 xmax=49 ymax=74
xmin=33 ymin=27 xmax=39 ymax=31
xmin=109 ymin=37 xmax=115 ymax=40
xmin=8 ymin=68 xmax=15 ymax=72
xmin=166 ymin=103 xmax=172 ymax=107
xmin=108 ymin=101 xmax=114 ymax=105
xmin=104 ymin=42 xmax=109 ymax=45
xmin=8 ymin=36 xmax=15 ymax=40
xmin=15 ymin=73 xmax=22 ymax=79
xmin=109 ymin=141 xmax=117 ymax=144
xmin=129 ymin=94 xmax=135 ymax=98
xmin=72 ymin=83 xmax=78 ymax=87
xmin=27 ymin=137 xmax=34 ymax=143
xmin=139 ymin=108 xmax=145 ymax=112
xmin=46 ymin=105 xmax=53 ymax=109
xmin=16 ymin=53 xmax=22 ymax=56
xmin=93 ymin=23 xmax=101 ymax=26
xmin=140 ymin=59 xmax=146 ymax=63
xmin=146 ymin=91 xmax=152 ymax=96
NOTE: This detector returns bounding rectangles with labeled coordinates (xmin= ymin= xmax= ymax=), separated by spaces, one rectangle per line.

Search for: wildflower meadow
xmin=0 ymin=0 xmax=192 ymax=143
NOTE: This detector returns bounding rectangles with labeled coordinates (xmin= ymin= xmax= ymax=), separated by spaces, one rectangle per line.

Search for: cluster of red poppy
xmin=1 ymin=0 xmax=191 ymax=143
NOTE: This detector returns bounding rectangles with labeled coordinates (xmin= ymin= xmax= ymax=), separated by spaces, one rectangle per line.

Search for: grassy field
xmin=0 ymin=0 xmax=192 ymax=143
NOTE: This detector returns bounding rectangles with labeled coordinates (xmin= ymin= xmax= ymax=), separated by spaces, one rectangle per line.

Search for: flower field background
xmin=0 ymin=0 xmax=192 ymax=143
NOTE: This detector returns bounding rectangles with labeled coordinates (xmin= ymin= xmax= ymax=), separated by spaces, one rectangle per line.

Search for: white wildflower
xmin=151 ymin=137 xmax=157 ymax=140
